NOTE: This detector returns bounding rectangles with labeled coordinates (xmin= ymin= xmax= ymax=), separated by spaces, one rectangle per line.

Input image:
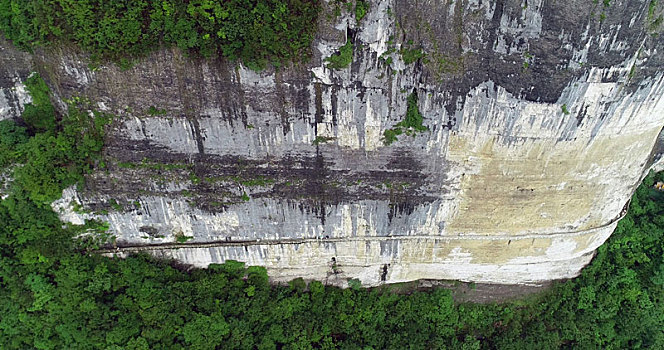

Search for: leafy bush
xmin=399 ymin=92 xmax=427 ymax=132
xmin=0 ymin=120 xmax=28 ymax=167
xmin=401 ymin=47 xmax=425 ymax=65
xmin=325 ymin=39 xmax=353 ymax=69
xmin=562 ymin=103 xmax=570 ymax=115
xmin=355 ymin=1 xmax=370 ymax=22
xmin=348 ymin=278 xmax=362 ymax=290
xmin=383 ymin=91 xmax=428 ymax=145
xmin=22 ymin=73 xmax=55 ymax=134
xmin=382 ymin=127 xmax=402 ymax=145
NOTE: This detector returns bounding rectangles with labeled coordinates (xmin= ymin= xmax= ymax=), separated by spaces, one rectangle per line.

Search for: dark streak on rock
xmin=188 ymin=117 xmax=205 ymax=154
xmin=275 ymin=70 xmax=290 ymax=135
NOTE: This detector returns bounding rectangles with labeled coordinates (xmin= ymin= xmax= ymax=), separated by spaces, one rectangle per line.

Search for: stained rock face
xmin=4 ymin=0 xmax=664 ymax=286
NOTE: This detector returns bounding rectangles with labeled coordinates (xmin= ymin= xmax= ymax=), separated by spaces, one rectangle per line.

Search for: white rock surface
xmin=1 ymin=0 xmax=663 ymax=286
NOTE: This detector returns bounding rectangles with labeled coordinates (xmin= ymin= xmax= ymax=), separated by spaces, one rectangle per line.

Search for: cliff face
xmin=2 ymin=0 xmax=664 ymax=286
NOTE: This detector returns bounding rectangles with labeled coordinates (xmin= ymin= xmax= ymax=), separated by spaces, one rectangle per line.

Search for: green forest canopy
xmin=0 ymin=0 xmax=320 ymax=70
xmin=0 ymin=74 xmax=663 ymax=349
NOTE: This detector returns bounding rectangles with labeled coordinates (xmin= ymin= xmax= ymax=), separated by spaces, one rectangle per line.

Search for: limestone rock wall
xmin=0 ymin=39 xmax=32 ymax=120
xmin=3 ymin=0 xmax=664 ymax=286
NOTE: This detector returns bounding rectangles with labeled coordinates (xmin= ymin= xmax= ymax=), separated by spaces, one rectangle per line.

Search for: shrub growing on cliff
xmin=400 ymin=40 xmax=425 ymax=65
xmin=355 ymin=1 xmax=370 ymax=22
xmin=325 ymin=39 xmax=353 ymax=69
xmin=561 ymin=103 xmax=571 ymax=115
xmin=401 ymin=47 xmax=425 ymax=64
xmin=7 ymin=74 xmax=110 ymax=204
xmin=22 ymin=73 xmax=55 ymax=134
xmin=383 ymin=91 xmax=428 ymax=145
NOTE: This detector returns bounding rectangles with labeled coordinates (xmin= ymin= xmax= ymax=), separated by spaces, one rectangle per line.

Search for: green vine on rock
xmin=383 ymin=91 xmax=428 ymax=145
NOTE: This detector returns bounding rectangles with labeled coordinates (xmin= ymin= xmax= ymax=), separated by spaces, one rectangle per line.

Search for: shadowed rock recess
xmin=2 ymin=0 xmax=664 ymax=287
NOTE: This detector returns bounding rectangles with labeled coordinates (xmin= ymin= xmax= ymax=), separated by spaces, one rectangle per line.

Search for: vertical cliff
xmin=2 ymin=0 xmax=664 ymax=286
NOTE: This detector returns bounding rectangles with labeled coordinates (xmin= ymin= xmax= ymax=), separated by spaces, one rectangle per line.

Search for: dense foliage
xmin=1 ymin=75 xmax=663 ymax=349
xmin=0 ymin=0 xmax=320 ymax=70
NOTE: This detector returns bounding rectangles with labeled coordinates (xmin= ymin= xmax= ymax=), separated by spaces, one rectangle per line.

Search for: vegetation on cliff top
xmin=0 ymin=73 xmax=663 ymax=349
xmin=0 ymin=0 xmax=320 ymax=70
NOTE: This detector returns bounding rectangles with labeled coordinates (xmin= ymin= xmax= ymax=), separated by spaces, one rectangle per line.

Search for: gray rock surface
xmin=3 ymin=0 xmax=664 ymax=286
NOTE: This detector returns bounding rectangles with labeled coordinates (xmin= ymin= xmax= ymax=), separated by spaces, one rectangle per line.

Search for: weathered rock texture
xmin=3 ymin=0 xmax=664 ymax=286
